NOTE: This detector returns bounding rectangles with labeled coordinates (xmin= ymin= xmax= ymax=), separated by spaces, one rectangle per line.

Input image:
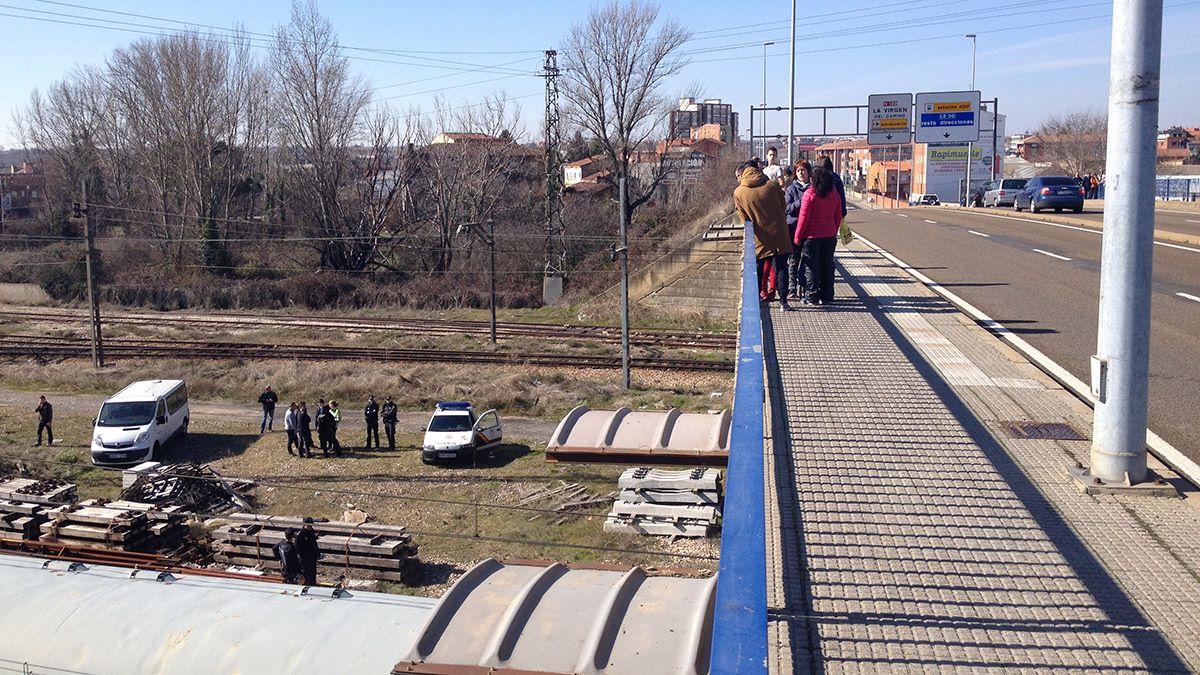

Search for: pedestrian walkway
xmin=762 ymin=243 xmax=1200 ymax=673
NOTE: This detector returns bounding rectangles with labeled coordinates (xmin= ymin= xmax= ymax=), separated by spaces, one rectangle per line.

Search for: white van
xmin=91 ymin=380 xmax=189 ymax=466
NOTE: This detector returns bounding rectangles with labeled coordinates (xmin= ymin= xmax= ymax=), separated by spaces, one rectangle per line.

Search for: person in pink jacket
xmin=794 ymin=165 xmax=843 ymax=305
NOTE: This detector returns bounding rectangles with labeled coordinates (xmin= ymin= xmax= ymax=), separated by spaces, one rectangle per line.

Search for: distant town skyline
xmin=1 ymin=0 xmax=1197 ymax=150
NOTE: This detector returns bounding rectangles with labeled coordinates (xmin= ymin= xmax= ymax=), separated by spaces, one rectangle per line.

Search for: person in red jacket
xmin=794 ymin=165 xmax=844 ymax=305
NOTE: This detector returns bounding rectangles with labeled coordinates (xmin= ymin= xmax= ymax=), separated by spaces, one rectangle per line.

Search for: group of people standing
xmin=735 ymin=146 xmax=848 ymax=309
xmin=271 ymin=517 xmax=321 ymax=585
xmin=258 ymin=386 xmax=399 ymax=457
xmin=1076 ymin=173 xmax=1103 ymax=199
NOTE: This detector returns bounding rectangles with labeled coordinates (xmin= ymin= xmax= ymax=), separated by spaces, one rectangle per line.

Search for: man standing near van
xmin=258 ymin=386 xmax=279 ymax=433
xmin=34 ymin=395 xmax=53 ymax=447
xmin=283 ymin=402 xmax=300 ymax=456
xmin=381 ymin=396 xmax=398 ymax=451
xmin=363 ymin=395 xmax=380 ymax=450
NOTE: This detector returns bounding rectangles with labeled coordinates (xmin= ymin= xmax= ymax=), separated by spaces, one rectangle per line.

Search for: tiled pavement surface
xmin=763 ymin=243 xmax=1200 ymax=674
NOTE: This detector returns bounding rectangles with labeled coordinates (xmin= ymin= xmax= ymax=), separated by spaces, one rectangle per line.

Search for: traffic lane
xmin=968 ymin=203 xmax=1200 ymax=240
xmin=913 ymin=208 xmax=1200 ymax=297
xmin=852 ymin=210 xmax=1200 ymax=464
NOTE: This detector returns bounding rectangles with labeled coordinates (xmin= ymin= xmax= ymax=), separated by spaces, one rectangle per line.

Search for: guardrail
xmin=709 ymin=221 xmax=767 ymax=674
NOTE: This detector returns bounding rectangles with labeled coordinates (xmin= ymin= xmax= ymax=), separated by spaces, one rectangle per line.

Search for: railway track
xmin=0 ymin=334 xmax=735 ymax=373
xmin=0 ymin=307 xmax=736 ymax=351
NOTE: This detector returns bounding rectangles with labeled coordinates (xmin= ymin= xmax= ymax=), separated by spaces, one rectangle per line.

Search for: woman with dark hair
xmin=784 ymin=160 xmax=812 ymax=298
xmin=794 ymin=165 xmax=843 ymax=305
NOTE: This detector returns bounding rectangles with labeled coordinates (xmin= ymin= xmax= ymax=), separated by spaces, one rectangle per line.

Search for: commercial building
xmin=669 ymin=98 xmax=738 ymax=144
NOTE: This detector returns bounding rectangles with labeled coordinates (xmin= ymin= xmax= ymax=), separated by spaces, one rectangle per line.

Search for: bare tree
xmin=561 ymin=0 xmax=691 ymax=222
xmin=1034 ymin=110 xmax=1108 ymax=176
xmin=401 ymin=95 xmax=532 ymax=273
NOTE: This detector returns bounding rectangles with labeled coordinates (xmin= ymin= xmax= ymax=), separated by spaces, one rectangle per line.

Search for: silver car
xmin=984 ymin=178 xmax=1028 ymax=207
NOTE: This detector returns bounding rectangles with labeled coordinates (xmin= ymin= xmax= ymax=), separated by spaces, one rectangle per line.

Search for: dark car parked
xmin=1014 ymin=176 xmax=1085 ymax=213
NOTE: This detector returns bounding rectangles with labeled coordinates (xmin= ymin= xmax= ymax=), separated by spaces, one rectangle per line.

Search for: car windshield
xmin=1040 ymin=177 xmax=1076 ymax=186
xmin=97 ymin=401 xmax=156 ymax=427
xmin=1002 ymin=179 xmax=1027 ymax=189
xmin=429 ymin=415 xmax=473 ymax=432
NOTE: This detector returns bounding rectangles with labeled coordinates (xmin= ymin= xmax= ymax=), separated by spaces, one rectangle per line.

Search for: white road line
xmin=896 ymin=213 xmax=909 ymax=218
xmin=959 ymin=211 xmax=1200 ymax=254
xmin=1033 ymin=248 xmax=1072 ymax=261
xmin=924 ymin=219 xmax=938 ymax=224
xmin=968 ymin=230 xmax=990 ymax=238
xmin=852 ymin=231 xmax=1200 ymax=488
xmin=880 ymin=211 xmax=891 ymax=214
xmin=1178 ymin=292 xmax=1200 ymax=303
xmin=1186 ymin=219 xmax=1200 ymax=224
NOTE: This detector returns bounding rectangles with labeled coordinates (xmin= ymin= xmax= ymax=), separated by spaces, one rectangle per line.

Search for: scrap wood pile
xmin=604 ymin=467 xmax=723 ymax=538
xmin=0 ymin=477 xmax=77 ymax=505
xmin=211 ymin=513 xmax=418 ymax=583
xmin=120 ymin=463 xmax=254 ymax=514
xmin=517 ymin=481 xmax=615 ymax=525
xmin=37 ymin=500 xmax=190 ymax=553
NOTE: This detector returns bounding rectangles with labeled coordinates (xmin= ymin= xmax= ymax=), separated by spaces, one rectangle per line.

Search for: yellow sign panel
xmin=930 ymin=102 xmax=971 ymax=112
xmin=878 ymin=118 xmax=908 ymax=129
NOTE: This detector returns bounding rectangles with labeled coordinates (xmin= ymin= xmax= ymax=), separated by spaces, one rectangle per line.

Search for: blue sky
xmin=0 ymin=0 xmax=1197 ymax=149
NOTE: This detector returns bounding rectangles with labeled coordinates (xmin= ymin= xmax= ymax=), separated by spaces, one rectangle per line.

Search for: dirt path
xmin=0 ymin=387 xmax=560 ymax=444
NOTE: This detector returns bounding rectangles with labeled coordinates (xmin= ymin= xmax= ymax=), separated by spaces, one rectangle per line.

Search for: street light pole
xmin=762 ymin=41 xmax=774 ymax=158
xmin=787 ymin=2 xmax=796 ymax=168
xmin=964 ymin=33 xmax=977 ymax=206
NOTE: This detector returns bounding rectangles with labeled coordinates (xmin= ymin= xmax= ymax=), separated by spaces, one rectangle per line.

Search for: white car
xmin=91 ymin=379 xmax=189 ymax=466
xmin=421 ymin=401 xmax=503 ymax=464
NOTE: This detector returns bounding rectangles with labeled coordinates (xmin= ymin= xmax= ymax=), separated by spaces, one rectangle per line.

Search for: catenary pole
xmin=786 ymin=0 xmax=796 ymax=167
xmin=618 ymin=174 xmax=631 ymax=389
xmin=488 ymin=219 xmax=496 ymax=345
xmin=964 ymin=33 xmax=977 ymax=206
xmin=80 ymin=177 xmax=104 ymax=368
xmin=1090 ymin=0 xmax=1163 ymax=484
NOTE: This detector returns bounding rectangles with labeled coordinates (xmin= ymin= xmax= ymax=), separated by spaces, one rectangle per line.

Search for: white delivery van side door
xmin=474 ymin=409 xmax=502 ymax=448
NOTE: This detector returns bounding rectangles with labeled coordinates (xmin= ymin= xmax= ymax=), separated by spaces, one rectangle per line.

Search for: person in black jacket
xmin=297 ymin=401 xmax=314 ymax=458
xmin=257 ymin=386 xmax=279 ymax=433
xmin=381 ymin=395 xmax=398 ymax=451
xmin=273 ymin=528 xmax=301 ymax=584
xmin=294 ymin=518 xmax=321 ymax=586
xmin=34 ymin=395 xmax=53 ymax=447
xmin=363 ymin=395 xmax=380 ymax=449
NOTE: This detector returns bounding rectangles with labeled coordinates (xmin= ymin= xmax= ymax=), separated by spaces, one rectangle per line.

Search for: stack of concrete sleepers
xmin=0 ymin=501 xmax=48 ymax=541
xmin=211 ymin=513 xmax=418 ymax=583
xmin=39 ymin=503 xmax=178 ymax=552
xmin=0 ymin=477 xmax=77 ymax=506
xmin=603 ymin=467 xmax=723 ymax=537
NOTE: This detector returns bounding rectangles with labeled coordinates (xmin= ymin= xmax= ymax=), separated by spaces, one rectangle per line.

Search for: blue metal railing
xmin=709 ymin=222 xmax=767 ymax=674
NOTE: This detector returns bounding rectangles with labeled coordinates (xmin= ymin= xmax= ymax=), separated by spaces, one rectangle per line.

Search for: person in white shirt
xmin=762 ymin=146 xmax=783 ymax=180
xmin=283 ymin=402 xmax=300 ymax=456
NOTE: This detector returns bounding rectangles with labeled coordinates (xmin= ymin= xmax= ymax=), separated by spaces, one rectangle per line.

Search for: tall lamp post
xmin=964 ymin=33 xmax=978 ymax=206
xmin=456 ymin=219 xmax=497 ymax=344
xmin=761 ymin=41 xmax=774 ymax=158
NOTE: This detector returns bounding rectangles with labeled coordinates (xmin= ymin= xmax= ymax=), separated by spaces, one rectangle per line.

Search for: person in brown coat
xmin=734 ymin=161 xmax=795 ymax=310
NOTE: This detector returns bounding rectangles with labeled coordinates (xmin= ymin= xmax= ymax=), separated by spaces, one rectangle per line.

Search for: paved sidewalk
xmin=762 ymin=243 xmax=1200 ymax=674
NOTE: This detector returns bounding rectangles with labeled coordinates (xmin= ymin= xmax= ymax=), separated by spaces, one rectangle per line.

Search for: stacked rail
xmin=0 ymin=501 xmax=47 ymax=541
xmin=211 ymin=513 xmax=417 ymax=583
xmin=39 ymin=502 xmax=188 ymax=553
xmin=604 ymin=468 xmax=723 ymax=538
xmin=120 ymin=462 xmax=253 ymax=513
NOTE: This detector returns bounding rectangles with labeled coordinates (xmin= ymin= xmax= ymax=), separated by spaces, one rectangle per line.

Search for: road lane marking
xmin=924 ymin=219 xmax=938 ymax=224
xmin=1187 ymin=219 xmax=1200 ymax=224
xmin=1033 ymin=248 xmax=1072 ymax=261
xmin=959 ymin=211 xmax=1200 ymax=253
xmin=851 ymin=231 xmax=1200 ymax=488
xmin=896 ymin=213 xmax=909 ymax=218
xmin=968 ymin=230 xmax=990 ymax=237
xmin=1178 ymin=292 xmax=1200 ymax=303
xmin=880 ymin=211 xmax=891 ymax=214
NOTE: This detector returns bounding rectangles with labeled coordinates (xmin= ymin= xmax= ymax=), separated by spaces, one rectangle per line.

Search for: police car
xmin=420 ymin=401 xmax=503 ymax=464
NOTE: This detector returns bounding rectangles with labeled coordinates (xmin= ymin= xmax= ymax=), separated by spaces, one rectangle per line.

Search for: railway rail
xmin=0 ymin=307 xmax=737 ymax=351
xmin=0 ymin=537 xmax=283 ymax=583
xmin=0 ymin=333 xmax=735 ymax=373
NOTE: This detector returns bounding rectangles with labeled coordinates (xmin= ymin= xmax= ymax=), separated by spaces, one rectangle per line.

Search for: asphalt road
xmin=850 ymin=205 xmax=1200 ymax=466
xmin=970 ymin=201 xmax=1200 ymax=240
